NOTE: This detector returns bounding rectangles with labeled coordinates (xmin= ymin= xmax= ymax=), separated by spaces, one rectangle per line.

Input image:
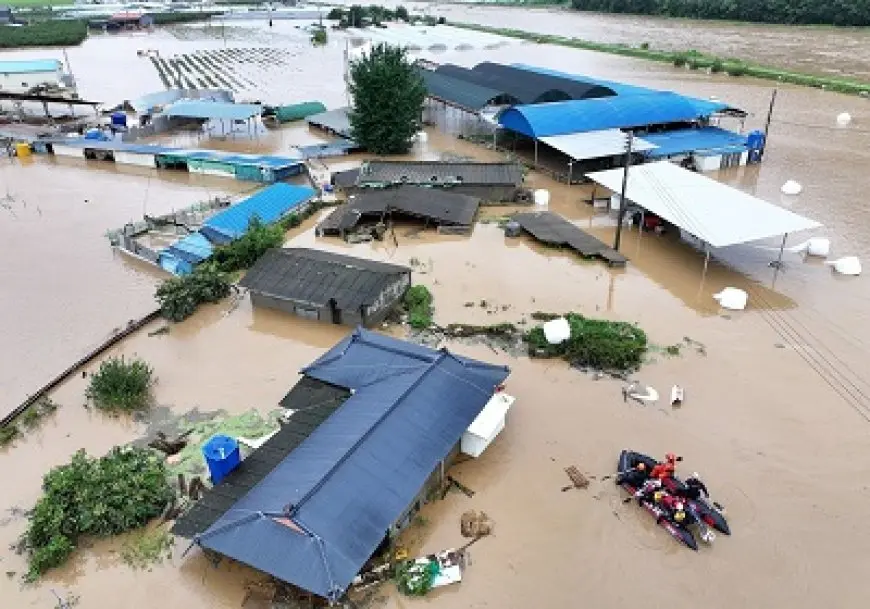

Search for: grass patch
xmin=450 ymin=22 xmax=870 ymax=96
xmin=86 ymin=357 xmax=154 ymax=413
xmin=525 ymin=313 xmax=648 ymax=372
xmin=155 ymin=264 xmax=232 ymax=322
xmin=23 ymin=447 xmax=173 ymax=580
xmin=404 ymin=285 xmax=433 ymax=329
xmin=0 ymin=19 xmax=87 ymax=49
xmin=120 ymin=526 xmax=174 ymax=570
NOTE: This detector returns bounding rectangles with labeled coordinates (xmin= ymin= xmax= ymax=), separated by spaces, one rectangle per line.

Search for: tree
xmin=396 ymin=5 xmax=410 ymax=21
xmin=348 ymin=43 xmax=426 ymax=155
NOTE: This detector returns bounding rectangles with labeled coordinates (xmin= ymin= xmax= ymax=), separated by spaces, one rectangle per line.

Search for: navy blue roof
xmin=498 ymin=92 xmax=732 ymax=138
xmin=641 ymin=126 xmax=748 ymax=158
xmin=195 ymin=328 xmax=510 ymax=601
xmin=511 ymin=64 xmax=660 ymax=97
xmin=202 ymin=183 xmax=315 ymax=244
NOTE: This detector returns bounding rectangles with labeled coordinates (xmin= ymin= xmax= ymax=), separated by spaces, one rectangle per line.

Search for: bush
xmin=525 ymin=313 xmax=648 ymax=372
xmin=710 ymin=59 xmax=724 ymax=73
xmin=0 ymin=20 xmax=87 ymax=49
xmin=0 ymin=424 xmax=20 ymax=447
xmin=311 ymin=26 xmax=328 ymax=46
xmin=672 ymin=53 xmax=688 ymax=67
xmin=24 ymin=447 xmax=173 ymax=580
xmin=212 ymin=218 xmax=285 ymax=273
xmin=156 ymin=264 xmax=232 ymax=322
xmin=726 ymin=62 xmax=747 ymax=76
xmin=86 ymin=356 xmax=154 ymax=412
xmin=403 ymin=285 xmax=433 ymax=329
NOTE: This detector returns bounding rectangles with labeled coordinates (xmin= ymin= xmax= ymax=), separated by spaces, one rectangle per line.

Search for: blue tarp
xmin=642 ymin=127 xmax=748 ymax=158
xmin=165 ymin=231 xmax=214 ymax=265
xmin=196 ymin=328 xmax=510 ymax=601
xmin=498 ymin=92 xmax=733 ymax=138
xmin=161 ymin=100 xmax=262 ymax=121
xmin=0 ymin=59 xmax=62 ymax=74
xmin=201 ymin=183 xmax=315 ymax=244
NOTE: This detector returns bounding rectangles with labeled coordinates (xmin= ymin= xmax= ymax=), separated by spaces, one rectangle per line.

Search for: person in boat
xmin=621 ymin=461 xmax=649 ymax=487
xmin=650 ymin=452 xmax=681 ymax=480
xmin=680 ymin=472 xmax=710 ymax=501
xmin=653 ymin=491 xmax=692 ymax=526
xmin=634 ymin=473 xmax=662 ymax=504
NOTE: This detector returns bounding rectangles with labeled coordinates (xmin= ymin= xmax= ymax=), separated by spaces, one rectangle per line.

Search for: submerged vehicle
xmin=618 ymin=449 xmax=731 ymax=536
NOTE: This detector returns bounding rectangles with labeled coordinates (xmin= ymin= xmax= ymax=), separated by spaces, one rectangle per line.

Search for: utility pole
xmin=761 ymin=88 xmax=777 ymax=160
xmin=613 ymin=132 xmax=633 ymax=252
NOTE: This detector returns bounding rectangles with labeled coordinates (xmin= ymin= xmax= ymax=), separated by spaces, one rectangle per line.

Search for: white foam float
xmin=670 ymin=385 xmax=685 ymax=406
xmin=826 ymin=256 xmax=862 ymax=276
xmin=414 ymin=131 xmax=428 ymax=143
xmin=781 ymin=180 xmax=803 ymax=196
xmin=787 ymin=237 xmax=831 ymax=258
xmin=626 ymin=383 xmax=659 ymax=403
xmin=713 ymin=287 xmax=748 ymax=311
xmin=836 ymin=112 xmax=852 ymax=126
xmin=534 ymin=189 xmax=550 ymax=206
xmin=542 ymin=317 xmax=570 ymax=344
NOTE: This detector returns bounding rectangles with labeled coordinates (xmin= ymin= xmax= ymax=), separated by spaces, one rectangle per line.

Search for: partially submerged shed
xmin=306 ymin=107 xmax=353 ymax=139
xmin=513 ymin=211 xmax=627 ymax=267
xmin=318 ymin=186 xmax=481 ymax=237
xmin=263 ymin=101 xmax=327 ymax=124
xmin=239 ymin=248 xmax=411 ymax=327
xmin=181 ymin=328 xmax=510 ymax=602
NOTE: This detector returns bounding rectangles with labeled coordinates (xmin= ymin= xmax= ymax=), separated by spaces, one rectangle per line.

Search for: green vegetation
xmin=525 ymin=312 xmax=648 ymax=372
xmin=0 ymin=424 xmax=20 ymax=447
xmin=451 ymin=23 xmax=870 ymax=96
xmin=395 ymin=559 xmax=438 ymax=596
xmin=348 ymin=42 xmax=426 ymax=154
xmin=86 ymin=357 xmax=154 ymax=413
xmin=328 ymin=4 xmax=411 ymax=27
xmin=155 ymin=265 xmax=232 ymax=322
xmin=404 ymin=285 xmax=434 ymax=329
xmin=24 ymin=447 xmax=173 ymax=580
xmin=120 ymin=527 xmax=174 ymax=570
xmin=0 ymin=19 xmax=87 ymax=49
xmin=570 ymin=0 xmax=870 ymax=27
xmin=212 ymin=218 xmax=285 ymax=273
xmin=311 ymin=25 xmax=328 ymax=46
xmin=2 ymin=0 xmax=74 ymax=6
xmin=149 ymin=11 xmax=222 ymax=25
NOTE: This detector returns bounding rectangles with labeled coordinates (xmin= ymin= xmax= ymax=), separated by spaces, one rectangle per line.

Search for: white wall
xmin=52 ymin=144 xmax=84 ymax=159
xmin=114 ymin=151 xmax=157 ymax=168
xmin=0 ymin=69 xmax=63 ymax=93
xmin=697 ymin=155 xmax=722 ymax=172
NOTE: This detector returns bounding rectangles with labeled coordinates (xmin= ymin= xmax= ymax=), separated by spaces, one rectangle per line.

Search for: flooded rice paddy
xmin=2 ymin=9 xmax=870 ymax=609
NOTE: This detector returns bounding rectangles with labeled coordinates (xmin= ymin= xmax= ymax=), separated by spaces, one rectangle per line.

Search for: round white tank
xmin=806 ymin=238 xmax=831 ymax=257
xmin=826 ymin=256 xmax=862 ymax=276
xmin=836 ymin=112 xmax=852 ymax=126
xmin=781 ymin=180 xmax=803 ymax=196
xmin=534 ymin=189 xmax=550 ymax=206
xmin=713 ymin=287 xmax=748 ymax=311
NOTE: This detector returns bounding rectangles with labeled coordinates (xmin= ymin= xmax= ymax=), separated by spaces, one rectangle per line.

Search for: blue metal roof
xmin=157 ymin=149 xmax=303 ymax=169
xmin=195 ymin=328 xmax=510 ymax=601
xmin=511 ymin=64 xmax=659 ymax=97
xmin=131 ymin=88 xmax=233 ymax=114
xmin=202 ymin=183 xmax=315 ymax=243
xmin=498 ymin=92 xmax=731 ymax=138
xmin=0 ymin=59 xmax=62 ymax=74
xmin=161 ymin=100 xmax=262 ymax=121
xmin=642 ymin=127 xmax=748 ymax=158
xmin=165 ymin=231 xmax=214 ymax=265
xmin=44 ymin=137 xmax=179 ymax=155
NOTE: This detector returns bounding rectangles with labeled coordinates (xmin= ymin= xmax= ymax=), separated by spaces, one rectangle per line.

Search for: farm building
xmin=336 ymin=160 xmax=525 ymax=202
xmin=0 ymin=59 xmax=66 ymax=94
xmin=263 ymin=101 xmax=326 ymax=124
xmin=239 ymin=248 xmax=411 ymax=327
xmin=173 ymin=327 xmax=511 ymax=603
xmin=317 ymin=186 xmax=481 ymax=238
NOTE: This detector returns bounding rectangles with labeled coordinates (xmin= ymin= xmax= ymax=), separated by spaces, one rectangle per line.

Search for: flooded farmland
xmin=2 ymin=9 xmax=870 ymax=609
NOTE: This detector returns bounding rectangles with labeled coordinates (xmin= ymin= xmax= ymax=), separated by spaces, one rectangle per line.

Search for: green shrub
xmin=726 ymin=62 xmax=747 ymax=76
xmin=212 ymin=218 xmax=285 ymax=273
xmin=0 ymin=424 xmax=20 ymax=447
xmin=672 ymin=53 xmax=688 ymax=67
xmin=525 ymin=313 xmax=648 ymax=372
xmin=403 ymin=285 xmax=433 ymax=329
xmin=86 ymin=356 xmax=154 ymax=412
xmin=24 ymin=447 xmax=173 ymax=580
xmin=710 ymin=59 xmax=724 ymax=73
xmin=155 ymin=264 xmax=232 ymax=322
xmin=311 ymin=27 xmax=328 ymax=46
xmin=0 ymin=20 xmax=87 ymax=49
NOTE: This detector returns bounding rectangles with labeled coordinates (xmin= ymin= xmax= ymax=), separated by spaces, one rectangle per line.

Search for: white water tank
xmin=542 ymin=317 xmax=571 ymax=344
xmin=836 ymin=112 xmax=852 ymax=126
xmin=534 ymin=189 xmax=550 ymax=206
xmin=826 ymin=256 xmax=862 ymax=276
xmin=781 ymin=180 xmax=803 ymax=196
xmin=806 ymin=238 xmax=831 ymax=258
xmin=714 ymin=287 xmax=748 ymax=311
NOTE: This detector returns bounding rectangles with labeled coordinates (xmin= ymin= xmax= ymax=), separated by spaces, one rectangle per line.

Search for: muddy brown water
xmin=2 ymin=13 xmax=870 ymax=609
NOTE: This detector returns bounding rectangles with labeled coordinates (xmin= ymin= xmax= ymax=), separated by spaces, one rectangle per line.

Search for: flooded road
xmin=2 ymin=12 xmax=870 ymax=609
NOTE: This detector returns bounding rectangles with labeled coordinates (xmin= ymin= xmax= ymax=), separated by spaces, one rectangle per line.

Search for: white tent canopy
xmin=540 ymin=129 xmax=657 ymax=162
xmin=586 ymin=161 xmax=821 ymax=248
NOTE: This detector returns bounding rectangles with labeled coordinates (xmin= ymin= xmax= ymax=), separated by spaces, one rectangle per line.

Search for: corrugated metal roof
xmin=165 ymin=231 xmax=214 ymax=264
xmin=511 ymin=64 xmax=659 ymax=97
xmin=498 ymin=93 xmax=732 ymax=138
xmin=306 ymin=107 xmax=352 ymax=139
xmin=239 ymin=248 xmax=410 ymax=310
xmin=161 ymin=100 xmax=262 ymax=121
xmin=539 ymin=129 xmax=657 ymax=161
xmin=358 ymin=160 xmax=523 ymax=186
xmin=418 ymin=68 xmax=512 ymax=111
xmin=195 ymin=328 xmax=510 ymax=601
xmin=268 ymin=101 xmax=327 ymax=123
xmin=131 ymin=88 xmax=233 ymax=114
xmin=157 ymin=149 xmax=303 ymax=169
xmin=42 ymin=137 xmax=179 ymax=155
xmin=641 ymin=127 xmax=747 ymax=158
xmin=202 ymin=183 xmax=315 ymax=242
xmin=0 ymin=59 xmax=62 ymax=74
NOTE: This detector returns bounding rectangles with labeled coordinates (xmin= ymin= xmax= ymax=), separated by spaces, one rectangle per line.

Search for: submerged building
xmin=173 ymin=328 xmax=511 ymax=602
xmin=0 ymin=59 xmax=67 ymax=94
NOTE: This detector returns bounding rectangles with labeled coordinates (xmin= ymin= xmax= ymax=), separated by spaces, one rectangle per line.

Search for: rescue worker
xmin=634 ymin=474 xmax=661 ymax=504
xmin=620 ymin=462 xmax=649 ymax=488
xmin=650 ymin=452 xmax=681 ymax=480
xmin=682 ymin=472 xmax=710 ymax=501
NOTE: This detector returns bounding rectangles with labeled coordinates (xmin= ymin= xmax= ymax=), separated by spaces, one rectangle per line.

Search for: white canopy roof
xmin=587 ymin=161 xmax=821 ymax=248
xmin=540 ymin=129 xmax=657 ymax=162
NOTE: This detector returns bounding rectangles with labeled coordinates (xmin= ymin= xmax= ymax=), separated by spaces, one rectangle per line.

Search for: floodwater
xmin=2 ymin=11 xmax=870 ymax=609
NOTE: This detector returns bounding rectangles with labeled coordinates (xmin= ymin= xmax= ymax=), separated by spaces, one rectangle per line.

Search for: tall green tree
xmin=348 ymin=43 xmax=426 ymax=155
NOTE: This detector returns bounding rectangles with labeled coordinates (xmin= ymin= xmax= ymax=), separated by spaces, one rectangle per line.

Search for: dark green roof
xmin=418 ymin=68 xmax=514 ymax=111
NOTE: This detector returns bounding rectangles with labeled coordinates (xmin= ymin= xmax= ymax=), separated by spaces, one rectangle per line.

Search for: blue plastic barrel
xmin=110 ymin=112 xmax=127 ymax=128
xmin=202 ymin=435 xmax=241 ymax=485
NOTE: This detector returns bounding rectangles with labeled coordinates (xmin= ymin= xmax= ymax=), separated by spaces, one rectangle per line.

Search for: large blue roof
xmin=642 ymin=126 xmax=748 ymax=158
xmin=195 ymin=328 xmax=510 ymax=601
xmin=201 ymin=183 xmax=315 ymax=244
xmin=165 ymin=231 xmax=214 ymax=265
xmin=498 ymin=92 xmax=731 ymax=138
xmin=0 ymin=59 xmax=62 ymax=74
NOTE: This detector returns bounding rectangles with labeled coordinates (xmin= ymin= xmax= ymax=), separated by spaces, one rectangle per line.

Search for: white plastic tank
xmin=836 ymin=112 xmax=852 ymax=126
xmin=826 ymin=256 xmax=862 ymax=276
xmin=713 ymin=287 xmax=748 ymax=311
xmin=534 ymin=189 xmax=550 ymax=206
xmin=789 ymin=237 xmax=831 ymax=258
xmin=542 ymin=317 xmax=571 ymax=345
xmin=781 ymin=180 xmax=803 ymax=196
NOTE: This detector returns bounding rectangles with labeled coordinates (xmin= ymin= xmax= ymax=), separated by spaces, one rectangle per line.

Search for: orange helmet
xmin=665 ymin=452 xmax=677 ymax=464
